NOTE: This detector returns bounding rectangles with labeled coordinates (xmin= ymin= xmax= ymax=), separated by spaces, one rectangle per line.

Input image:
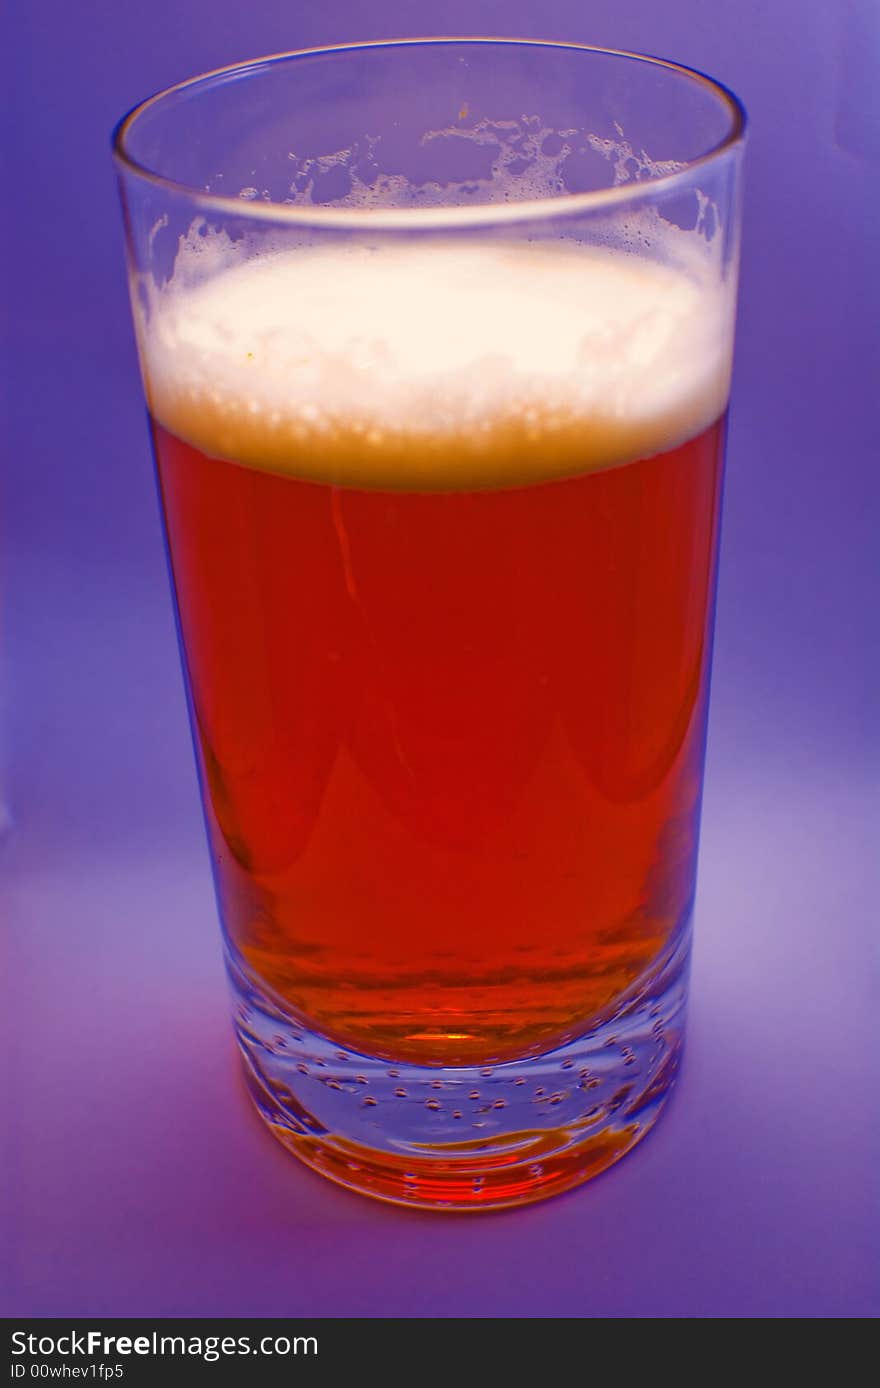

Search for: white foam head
xmin=139 ymin=233 xmax=734 ymax=488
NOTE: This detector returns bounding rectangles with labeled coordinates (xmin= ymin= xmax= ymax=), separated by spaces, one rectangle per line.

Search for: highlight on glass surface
xmin=113 ymin=39 xmax=746 ymax=1210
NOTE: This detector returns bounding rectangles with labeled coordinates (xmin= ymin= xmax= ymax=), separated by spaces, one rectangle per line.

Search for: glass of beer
xmin=113 ymin=40 xmax=745 ymax=1210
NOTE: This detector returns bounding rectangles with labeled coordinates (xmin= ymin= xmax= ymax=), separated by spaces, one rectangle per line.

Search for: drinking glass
xmin=114 ymin=39 xmax=746 ymax=1209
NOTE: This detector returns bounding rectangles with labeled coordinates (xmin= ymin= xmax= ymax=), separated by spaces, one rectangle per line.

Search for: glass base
xmin=227 ymin=928 xmax=690 ymax=1212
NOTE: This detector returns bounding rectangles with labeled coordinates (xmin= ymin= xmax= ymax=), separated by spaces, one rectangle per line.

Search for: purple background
xmin=3 ymin=2 xmax=877 ymax=1318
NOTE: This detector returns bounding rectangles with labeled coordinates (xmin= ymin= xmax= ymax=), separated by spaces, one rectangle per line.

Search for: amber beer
xmin=147 ymin=240 xmax=727 ymax=1067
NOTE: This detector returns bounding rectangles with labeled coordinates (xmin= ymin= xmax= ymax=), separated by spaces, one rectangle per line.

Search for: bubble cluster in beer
xmin=142 ymin=238 xmax=733 ymax=489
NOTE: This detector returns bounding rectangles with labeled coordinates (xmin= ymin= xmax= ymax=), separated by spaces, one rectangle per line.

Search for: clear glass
xmin=114 ymin=39 xmax=746 ymax=1210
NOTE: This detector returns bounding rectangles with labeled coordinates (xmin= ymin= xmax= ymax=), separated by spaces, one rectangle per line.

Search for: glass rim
xmin=112 ymin=36 xmax=747 ymax=231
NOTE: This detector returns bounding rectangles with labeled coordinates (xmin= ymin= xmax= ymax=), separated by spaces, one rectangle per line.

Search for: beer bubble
xmin=143 ymin=236 xmax=733 ymax=491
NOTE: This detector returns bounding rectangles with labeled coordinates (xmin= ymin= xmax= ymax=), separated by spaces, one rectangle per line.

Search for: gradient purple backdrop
xmin=2 ymin=1 xmax=877 ymax=1318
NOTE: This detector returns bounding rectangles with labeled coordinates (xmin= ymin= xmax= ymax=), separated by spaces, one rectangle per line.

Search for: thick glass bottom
xmin=228 ymin=927 xmax=690 ymax=1212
